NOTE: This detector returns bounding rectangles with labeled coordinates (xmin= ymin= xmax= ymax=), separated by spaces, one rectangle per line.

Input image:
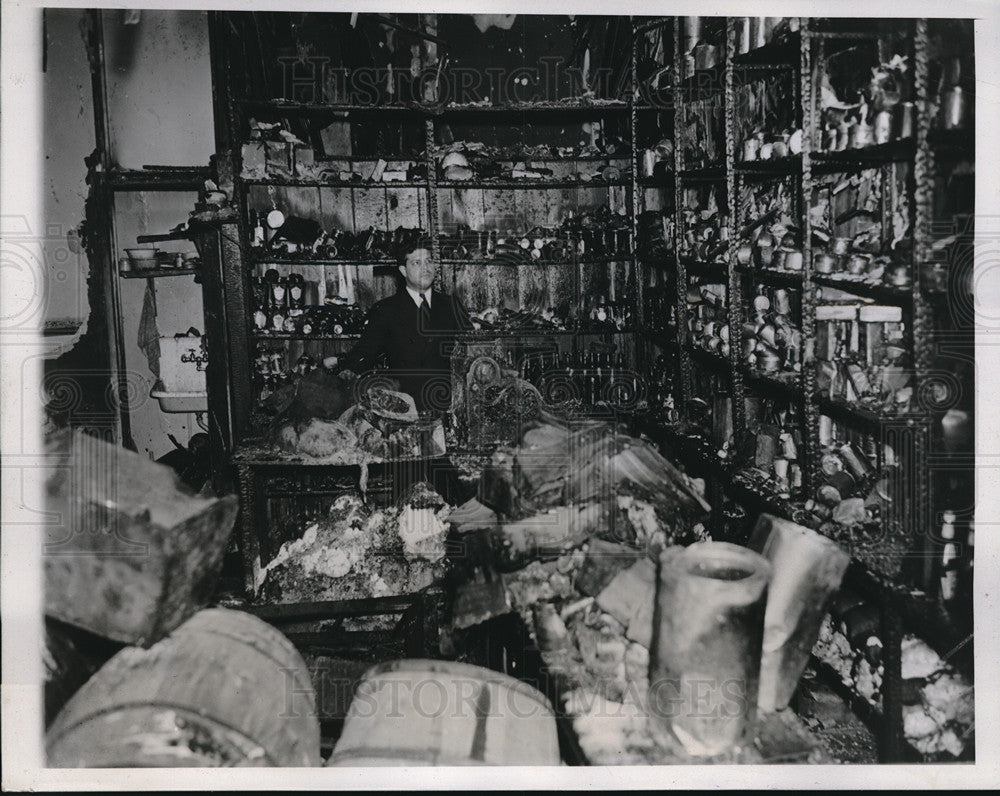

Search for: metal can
xmin=874 ymin=110 xmax=892 ymax=145
xmin=895 ymin=102 xmax=916 ymax=139
xmin=942 ymin=86 xmax=967 ymax=130
xmin=821 ymin=452 xmax=845 ymax=476
xmin=819 ymin=414 xmax=835 ymax=447
xmin=738 ymin=17 xmax=752 ymax=53
xmin=839 ymin=442 xmax=875 ymax=479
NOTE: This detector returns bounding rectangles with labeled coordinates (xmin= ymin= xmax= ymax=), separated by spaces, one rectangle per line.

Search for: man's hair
xmin=396 ymin=234 xmax=435 ymax=266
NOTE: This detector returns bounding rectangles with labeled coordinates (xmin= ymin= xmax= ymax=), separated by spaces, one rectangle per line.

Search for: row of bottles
xmin=937 ymin=510 xmax=974 ymax=609
xmin=250 ymin=268 xmax=365 ymax=336
xmin=508 ymin=347 xmax=641 ymax=409
xmin=438 ymin=225 xmax=632 ymax=262
xmin=253 ymin=304 xmax=366 ymax=337
xmin=249 ymin=212 xmax=426 ymax=261
xmin=254 ymin=348 xmax=319 ymax=403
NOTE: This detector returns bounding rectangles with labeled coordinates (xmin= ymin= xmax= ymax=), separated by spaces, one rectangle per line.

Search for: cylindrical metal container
xmin=328 ymin=659 xmax=560 ymax=766
xmin=649 ymin=543 xmax=771 ymax=757
xmin=895 ymin=101 xmax=916 ymax=139
xmin=46 ymin=609 xmax=321 ymax=767
xmin=941 ymin=86 xmax=967 ymax=130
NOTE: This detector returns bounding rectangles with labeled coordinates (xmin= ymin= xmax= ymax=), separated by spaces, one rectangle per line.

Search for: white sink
xmin=150 ymin=388 xmax=208 ymax=413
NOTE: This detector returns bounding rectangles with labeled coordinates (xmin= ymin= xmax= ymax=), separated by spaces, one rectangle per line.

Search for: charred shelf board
xmin=119 ymin=268 xmax=200 ymax=279
xmin=740 ymin=366 xmax=804 ymax=401
xmin=809 ymin=657 xmax=890 ymax=746
xmin=682 ymin=259 xmax=729 ymax=280
xmin=107 ymin=168 xmax=210 ymax=191
xmin=735 ymin=154 xmax=803 ymax=177
xmin=736 ymin=265 xmax=804 ymax=288
xmin=817 ymin=396 xmax=923 ymax=432
xmin=811 ymin=140 xmax=917 ymax=173
xmin=242 ymin=178 xmax=429 ymax=189
xmin=685 ymin=344 xmax=730 ymax=374
xmin=436 ymin=178 xmax=630 ymax=189
xmin=240 ymin=100 xmax=422 ymax=114
xmin=678 ymin=164 xmax=727 ymax=181
xmin=460 ymin=328 xmax=578 ymax=338
xmin=252 ymin=332 xmax=361 ymax=341
xmin=437 ymin=255 xmax=633 ymax=266
xmin=733 ymin=33 xmax=801 ymax=66
xmin=437 ymin=100 xmax=630 ymax=114
xmin=249 ymin=254 xmax=399 ymax=267
xmin=814 ymin=274 xmax=912 ymax=305
xmin=638 ymin=175 xmax=675 ymax=188
xmin=728 ymin=468 xmax=802 ymax=522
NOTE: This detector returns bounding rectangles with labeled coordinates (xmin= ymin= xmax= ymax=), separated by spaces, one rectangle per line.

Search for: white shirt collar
xmin=405 ymin=286 xmax=431 ymax=308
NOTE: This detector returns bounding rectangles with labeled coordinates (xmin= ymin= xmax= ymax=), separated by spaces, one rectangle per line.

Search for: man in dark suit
xmin=330 ymin=238 xmax=472 ymax=412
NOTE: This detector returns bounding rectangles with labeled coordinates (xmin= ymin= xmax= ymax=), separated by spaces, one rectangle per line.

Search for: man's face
xmin=400 ymin=248 xmax=437 ymax=292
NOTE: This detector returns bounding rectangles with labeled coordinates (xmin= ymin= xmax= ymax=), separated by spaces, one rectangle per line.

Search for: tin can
xmin=817 ymin=470 xmax=857 ymax=505
xmin=846 ymin=253 xmax=871 ymax=275
xmin=831 ymin=237 xmax=852 ymax=256
xmin=783 ymin=250 xmax=803 ymax=270
xmin=684 ymin=16 xmax=703 ymax=47
xmin=813 ymin=252 xmax=836 ymax=274
xmin=823 ymin=127 xmax=838 ymax=151
xmin=821 ymin=452 xmax=845 ymax=476
xmin=895 ymin=102 xmax=915 ymax=139
xmin=738 ymin=18 xmax=752 ymax=53
xmin=780 ymin=431 xmax=798 ymax=460
xmin=941 ymin=86 xmax=967 ymax=130
xmin=752 ymin=17 xmax=768 ymax=49
xmin=839 ymin=442 xmax=874 ymax=479
xmin=874 ymin=111 xmax=892 ymax=145
xmin=737 ymin=242 xmax=753 ymax=265
xmin=789 ymin=463 xmax=803 ymax=491
xmin=819 ymin=414 xmax=835 ymax=447
xmin=643 ymin=148 xmax=659 ymax=177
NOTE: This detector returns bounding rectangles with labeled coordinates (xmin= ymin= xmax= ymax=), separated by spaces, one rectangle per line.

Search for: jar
xmin=873 ymin=111 xmax=892 ymax=145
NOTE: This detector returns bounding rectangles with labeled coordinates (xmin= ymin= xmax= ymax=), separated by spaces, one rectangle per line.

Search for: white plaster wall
xmin=42 ymin=8 xmax=94 ymax=328
xmin=102 ymin=9 xmax=215 ymax=169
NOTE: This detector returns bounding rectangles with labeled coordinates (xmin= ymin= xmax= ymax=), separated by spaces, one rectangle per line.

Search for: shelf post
xmin=725 ymin=17 xmax=747 ymax=451
xmin=673 ymin=20 xmax=693 ymax=422
xmin=911 ymin=18 xmax=936 ymax=592
xmin=800 ymin=21 xmax=821 ymax=498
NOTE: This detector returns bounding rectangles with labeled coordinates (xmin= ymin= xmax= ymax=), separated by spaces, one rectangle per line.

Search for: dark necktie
xmin=418 ymin=293 xmax=430 ymax=330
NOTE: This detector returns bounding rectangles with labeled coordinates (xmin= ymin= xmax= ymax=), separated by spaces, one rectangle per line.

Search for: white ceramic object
xmin=150 ymin=388 xmax=208 ymax=413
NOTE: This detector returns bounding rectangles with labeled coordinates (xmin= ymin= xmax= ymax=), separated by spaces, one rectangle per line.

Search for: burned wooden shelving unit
xmin=205 ymin=13 xmax=643 ymax=615
xmin=633 ymin=16 xmax=974 ymax=762
xmin=202 ymin=12 xmax=973 ymax=762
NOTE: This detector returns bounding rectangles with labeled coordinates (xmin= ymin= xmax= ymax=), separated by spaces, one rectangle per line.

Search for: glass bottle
xmin=939 ymin=511 xmax=960 ymax=603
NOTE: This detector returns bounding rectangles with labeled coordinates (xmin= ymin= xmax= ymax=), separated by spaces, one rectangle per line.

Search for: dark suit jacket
xmin=340 ymin=289 xmax=472 ymax=410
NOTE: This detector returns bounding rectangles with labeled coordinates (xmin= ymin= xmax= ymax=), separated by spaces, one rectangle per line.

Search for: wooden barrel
xmin=46 ymin=608 xmax=321 ymax=767
xmin=327 ymin=659 xmax=560 ymax=766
